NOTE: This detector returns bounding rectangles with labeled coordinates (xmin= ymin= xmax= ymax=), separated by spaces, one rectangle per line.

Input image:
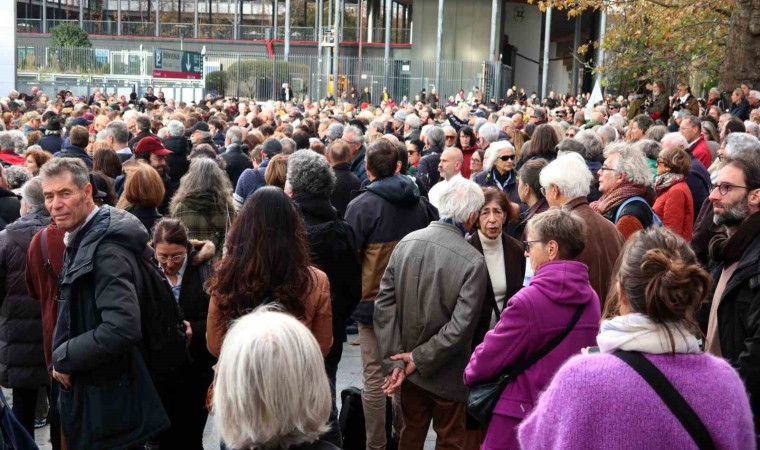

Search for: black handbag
xmin=466 ymin=303 xmax=586 ymax=426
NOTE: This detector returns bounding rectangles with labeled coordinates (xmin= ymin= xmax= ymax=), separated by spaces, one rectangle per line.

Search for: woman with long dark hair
xmin=457 ymin=125 xmax=479 ymax=179
xmin=206 ymin=186 xmax=332 ymax=358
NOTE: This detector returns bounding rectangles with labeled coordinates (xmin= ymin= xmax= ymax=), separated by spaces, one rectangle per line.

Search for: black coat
xmin=220 ymin=143 xmax=252 ymax=188
xmin=330 ymin=162 xmax=362 ymax=218
xmin=279 ymin=87 xmax=295 ymax=102
xmin=730 ymin=99 xmax=750 ymax=121
xmin=163 ymin=135 xmax=191 ymax=182
xmin=467 ymin=231 xmax=525 ymax=350
xmin=0 ymin=189 xmax=20 ymax=230
xmin=52 ymin=207 xmax=169 ymax=449
xmin=128 ymin=131 xmax=153 ymax=150
xmin=417 ymin=145 xmax=444 ymax=189
xmin=125 ymin=205 xmax=162 ymax=236
xmin=54 ymin=145 xmax=93 ymax=169
xmin=38 ymin=134 xmax=64 ymax=154
xmin=294 ymin=192 xmax=361 ymax=344
xmin=178 ymin=244 xmax=215 ymax=371
xmin=0 ymin=209 xmax=50 ymax=389
xmin=710 ymin=230 xmax=760 ymax=434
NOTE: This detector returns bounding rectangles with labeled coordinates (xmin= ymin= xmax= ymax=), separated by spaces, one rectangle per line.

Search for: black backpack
xmin=136 ymin=245 xmax=189 ymax=382
xmin=338 ymin=387 xmax=398 ymax=450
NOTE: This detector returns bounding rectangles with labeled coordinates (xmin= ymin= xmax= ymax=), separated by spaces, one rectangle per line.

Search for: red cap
xmin=134 ymin=136 xmax=173 ymax=156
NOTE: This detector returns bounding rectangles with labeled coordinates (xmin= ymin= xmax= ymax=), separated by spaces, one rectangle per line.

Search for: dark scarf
xmin=709 ymin=212 xmax=760 ymax=265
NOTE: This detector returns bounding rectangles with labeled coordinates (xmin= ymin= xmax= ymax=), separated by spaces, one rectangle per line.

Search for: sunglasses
xmin=445 ymin=135 xmax=457 ymax=140
xmin=499 ymin=154 xmax=516 ymax=161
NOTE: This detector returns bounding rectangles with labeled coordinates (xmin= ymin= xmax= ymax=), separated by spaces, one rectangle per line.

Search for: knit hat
xmin=134 ymin=136 xmax=173 ymax=156
xmin=262 ymin=138 xmax=283 ymax=157
xmin=393 ymin=110 xmax=408 ymax=122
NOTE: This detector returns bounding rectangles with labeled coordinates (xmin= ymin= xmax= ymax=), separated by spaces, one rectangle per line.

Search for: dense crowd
xmin=0 ymin=79 xmax=757 ymax=450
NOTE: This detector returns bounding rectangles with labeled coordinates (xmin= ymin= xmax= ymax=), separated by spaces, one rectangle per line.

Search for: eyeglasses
xmin=156 ymin=254 xmax=186 ymax=264
xmin=499 ymin=154 xmax=516 ymax=162
xmin=711 ymin=182 xmax=751 ymax=196
xmin=445 ymin=135 xmax=457 ymax=140
xmin=523 ymin=240 xmax=542 ymax=253
xmin=599 ymin=166 xmax=616 ymax=172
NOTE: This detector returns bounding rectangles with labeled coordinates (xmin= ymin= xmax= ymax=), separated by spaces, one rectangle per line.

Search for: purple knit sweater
xmin=518 ymin=352 xmax=756 ymax=450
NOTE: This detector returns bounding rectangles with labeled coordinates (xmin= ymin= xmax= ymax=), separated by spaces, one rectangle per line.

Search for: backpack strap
xmin=613 ymin=351 xmax=715 ymax=450
xmin=39 ymin=228 xmax=57 ymax=278
xmin=613 ymin=196 xmax=652 ymax=227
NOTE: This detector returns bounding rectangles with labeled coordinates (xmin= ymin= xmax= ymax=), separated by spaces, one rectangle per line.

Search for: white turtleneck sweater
xmin=478 ymin=230 xmax=507 ymax=326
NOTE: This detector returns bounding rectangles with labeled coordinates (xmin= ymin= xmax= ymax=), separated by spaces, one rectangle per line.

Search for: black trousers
xmin=322 ymin=339 xmax=344 ymax=448
xmin=154 ymin=362 xmax=214 ymax=450
xmin=11 ymin=387 xmax=38 ymax=437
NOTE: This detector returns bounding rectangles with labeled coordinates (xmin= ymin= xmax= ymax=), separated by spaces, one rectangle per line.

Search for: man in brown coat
xmin=539 ymin=153 xmax=624 ymax=308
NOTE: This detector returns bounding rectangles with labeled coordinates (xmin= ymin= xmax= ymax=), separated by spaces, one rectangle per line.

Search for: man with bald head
xmin=428 ymin=147 xmax=464 ymax=208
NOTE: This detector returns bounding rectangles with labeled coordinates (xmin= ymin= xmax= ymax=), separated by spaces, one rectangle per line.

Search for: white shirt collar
xmin=63 ymin=205 xmax=100 ymax=247
xmin=679 ymin=93 xmax=691 ymax=103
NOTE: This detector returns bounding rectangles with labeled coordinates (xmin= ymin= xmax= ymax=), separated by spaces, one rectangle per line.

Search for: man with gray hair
xmin=105 ymin=121 xmax=133 ymax=163
xmin=220 ymin=126 xmax=251 ymax=187
xmin=0 ymin=176 xmax=50 ymax=434
xmin=128 ymin=114 xmax=153 ymax=149
xmin=375 ymin=176 xmax=487 ymax=450
xmin=418 ymin=126 xmax=446 ymax=187
xmin=285 ymin=149 xmax=361 ymax=446
xmin=539 ymin=153 xmax=623 ymax=304
xmin=748 ymin=90 xmax=760 ymax=109
xmin=477 ymin=123 xmax=501 ymax=152
xmin=162 ymin=119 xmax=191 ymax=183
xmin=0 ymin=164 xmax=20 ymax=229
xmin=40 ymin=158 xmax=169 ymax=448
xmin=343 ymin=125 xmax=368 ymax=184
xmin=404 ymin=114 xmax=421 ymax=142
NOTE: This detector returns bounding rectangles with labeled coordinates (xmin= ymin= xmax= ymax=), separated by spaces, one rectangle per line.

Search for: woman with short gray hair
xmin=591 ymin=143 xmax=657 ymax=240
xmin=213 ymin=308 xmax=335 ymax=450
xmin=465 ymin=206 xmax=600 ymax=450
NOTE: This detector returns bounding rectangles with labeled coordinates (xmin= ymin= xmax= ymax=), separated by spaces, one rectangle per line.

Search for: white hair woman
xmin=213 ymin=308 xmax=335 ymax=450
xmin=591 ymin=143 xmax=656 ymax=240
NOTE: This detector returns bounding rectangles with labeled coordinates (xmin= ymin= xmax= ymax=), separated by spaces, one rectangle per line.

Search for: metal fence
xmin=16 ymin=45 xmax=512 ymax=105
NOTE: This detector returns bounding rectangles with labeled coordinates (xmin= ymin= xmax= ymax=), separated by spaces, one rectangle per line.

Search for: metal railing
xmin=16 ymin=18 xmax=412 ymax=44
xmin=16 ymin=44 xmax=511 ymax=104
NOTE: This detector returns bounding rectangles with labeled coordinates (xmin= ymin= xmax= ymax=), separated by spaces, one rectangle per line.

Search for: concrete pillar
xmin=0 ymin=1 xmax=16 ymax=95
xmin=274 ymin=0 xmax=279 ymax=39
xmin=541 ymin=7 xmax=551 ymax=98
xmin=332 ymin=0 xmax=341 ymax=97
xmin=434 ymin=0 xmax=443 ymax=90
xmin=488 ymin=0 xmax=497 ymax=62
xmin=79 ymin=0 xmax=84 ymax=28
xmin=367 ymin=2 xmax=373 ymax=42
xmin=234 ymin=0 xmax=239 ymax=39
xmin=284 ymin=0 xmax=290 ymax=60
xmin=571 ymin=15 xmax=581 ymax=95
xmin=594 ymin=8 xmax=607 ymax=87
xmin=317 ymin=0 xmax=323 ymax=99
xmin=383 ymin=0 xmax=391 ymax=89
xmin=194 ymin=0 xmax=199 ymax=38
xmin=42 ymin=0 xmax=47 ymax=33
xmin=155 ymin=0 xmax=160 ymax=37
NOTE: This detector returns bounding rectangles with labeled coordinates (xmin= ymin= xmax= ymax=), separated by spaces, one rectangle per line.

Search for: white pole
xmin=541 ymin=7 xmax=551 ymax=98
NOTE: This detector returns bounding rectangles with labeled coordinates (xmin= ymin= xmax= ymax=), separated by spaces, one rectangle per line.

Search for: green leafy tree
xmin=50 ymin=23 xmax=92 ymax=48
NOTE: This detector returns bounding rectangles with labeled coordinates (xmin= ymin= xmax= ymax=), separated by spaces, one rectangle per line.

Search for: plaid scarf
xmin=653 ymin=172 xmax=685 ymax=194
xmin=590 ymin=181 xmax=648 ymax=216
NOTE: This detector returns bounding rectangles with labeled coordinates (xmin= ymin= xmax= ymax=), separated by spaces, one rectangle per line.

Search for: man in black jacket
xmin=220 ymin=126 xmax=251 ymax=187
xmin=0 ymin=165 xmax=20 ymax=231
xmin=326 ymin=139 xmax=361 ymax=218
xmin=41 ymin=158 xmax=169 ymax=449
xmin=705 ymin=152 xmax=760 ymax=438
xmin=54 ymin=125 xmax=93 ymax=169
xmin=286 ymin=150 xmax=361 ymax=448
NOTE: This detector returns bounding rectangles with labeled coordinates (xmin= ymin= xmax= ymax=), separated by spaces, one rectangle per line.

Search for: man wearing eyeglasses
xmin=704 ymin=150 xmax=760 ymax=435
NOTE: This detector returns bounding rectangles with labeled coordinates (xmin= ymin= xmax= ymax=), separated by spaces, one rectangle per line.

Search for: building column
xmin=571 ymin=14 xmax=581 ymax=95
xmin=0 ymin=1 xmax=16 ymax=95
xmin=273 ymin=0 xmax=279 ymax=39
xmin=79 ymin=0 xmax=84 ymax=28
xmin=332 ymin=0 xmax=341 ymax=96
xmin=434 ymin=0 xmax=443 ymax=91
xmin=541 ymin=7 xmax=551 ymax=98
xmin=593 ymin=7 xmax=607 ymax=87
xmin=42 ymin=0 xmax=47 ymax=33
xmin=284 ymin=0 xmax=291 ymax=60
xmin=317 ymin=0 xmax=323 ymax=99
xmin=194 ymin=0 xmax=199 ymax=37
xmin=383 ymin=0 xmax=391 ymax=89
xmin=155 ymin=0 xmax=160 ymax=37
xmin=488 ymin=0 xmax=498 ymax=62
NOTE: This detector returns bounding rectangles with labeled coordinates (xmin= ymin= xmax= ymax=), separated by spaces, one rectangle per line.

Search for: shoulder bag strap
xmin=613 ymin=351 xmax=715 ymax=450
xmin=505 ymin=303 xmax=587 ymax=379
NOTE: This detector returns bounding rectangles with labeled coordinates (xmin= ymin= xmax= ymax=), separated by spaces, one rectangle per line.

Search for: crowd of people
xmin=0 ymin=78 xmax=757 ymax=450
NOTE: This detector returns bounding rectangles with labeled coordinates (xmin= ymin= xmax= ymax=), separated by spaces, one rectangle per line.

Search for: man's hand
xmin=52 ymin=369 xmax=72 ymax=390
xmin=390 ymin=352 xmax=417 ymax=375
xmin=382 ymin=367 xmax=406 ymax=396
xmin=184 ymin=320 xmax=193 ymax=346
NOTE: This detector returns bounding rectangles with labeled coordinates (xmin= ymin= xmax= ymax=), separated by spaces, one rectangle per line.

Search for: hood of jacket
xmin=528 ymin=260 xmax=595 ymax=306
xmin=366 ymin=174 xmax=420 ymax=206
xmin=65 ymin=206 xmax=149 ymax=282
xmin=5 ymin=209 xmax=52 ymax=251
xmin=177 ymin=191 xmax=226 ymax=213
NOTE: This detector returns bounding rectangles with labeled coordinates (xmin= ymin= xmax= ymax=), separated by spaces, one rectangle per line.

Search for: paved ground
xmin=18 ymin=339 xmax=436 ymax=450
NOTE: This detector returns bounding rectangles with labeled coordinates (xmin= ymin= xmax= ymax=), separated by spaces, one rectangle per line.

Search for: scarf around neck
xmin=597 ymin=313 xmax=701 ymax=354
xmin=590 ymin=181 xmax=647 ymax=216
xmin=653 ymin=172 xmax=685 ymax=194
xmin=709 ymin=211 xmax=760 ymax=266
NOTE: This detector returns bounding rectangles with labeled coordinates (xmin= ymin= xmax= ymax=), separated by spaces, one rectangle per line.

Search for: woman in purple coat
xmin=518 ymin=228 xmax=756 ymax=450
xmin=464 ymin=207 xmax=601 ymax=450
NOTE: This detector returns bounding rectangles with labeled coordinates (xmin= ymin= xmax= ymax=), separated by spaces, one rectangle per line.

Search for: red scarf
xmin=590 ymin=181 xmax=648 ymax=216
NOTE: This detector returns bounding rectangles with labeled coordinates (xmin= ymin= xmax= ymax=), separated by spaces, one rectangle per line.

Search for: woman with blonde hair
xmin=213 ymin=308 xmax=336 ymax=450
xmin=265 ymin=153 xmax=289 ymax=189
